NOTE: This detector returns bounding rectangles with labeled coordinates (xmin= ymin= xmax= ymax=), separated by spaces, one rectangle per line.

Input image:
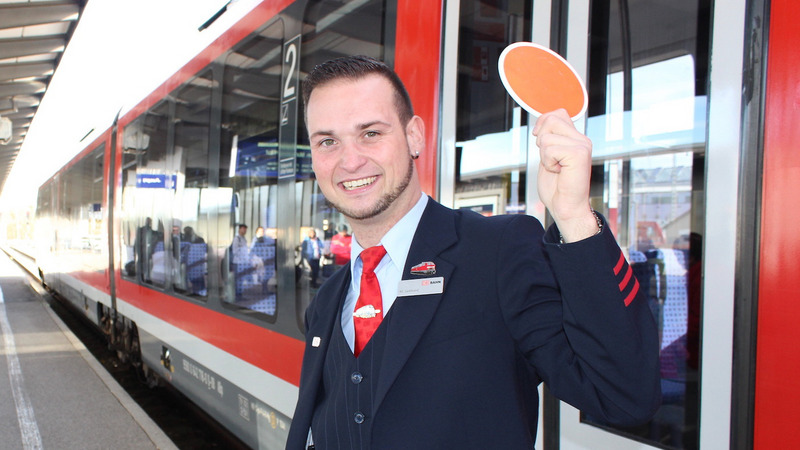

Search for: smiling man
xmin=287 ymin=56 xmax=660 ymax=450
xmin=304 ymin=67 xmax=424 ymax=247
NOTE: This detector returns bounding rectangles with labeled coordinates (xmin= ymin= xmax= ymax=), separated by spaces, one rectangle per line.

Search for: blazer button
xmin=354 ymin=412 xmax=365 ymax=424
xmin=351 ymin=372 xmax=363 ymax=384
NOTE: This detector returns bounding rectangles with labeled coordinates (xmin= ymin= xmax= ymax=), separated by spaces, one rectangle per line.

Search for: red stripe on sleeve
xmin=623 ymin=278 xmax=640 ymax=307
xmin=619 ymin=264 xmax=633 ymax=291
xmin=613 ymin=251 xmax=625 ymax=275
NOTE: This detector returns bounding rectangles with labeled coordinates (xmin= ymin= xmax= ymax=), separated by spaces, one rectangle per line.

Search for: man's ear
xmin=406 ymin=115 xmax=425 ymax=158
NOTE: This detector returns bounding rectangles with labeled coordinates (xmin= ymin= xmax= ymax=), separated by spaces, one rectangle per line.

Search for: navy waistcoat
xmin=311 ymin=308 xmax=389 ymax=449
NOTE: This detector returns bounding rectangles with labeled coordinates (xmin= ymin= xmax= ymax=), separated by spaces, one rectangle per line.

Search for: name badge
xmin=397 ymin=277 xmax=444 ymax=297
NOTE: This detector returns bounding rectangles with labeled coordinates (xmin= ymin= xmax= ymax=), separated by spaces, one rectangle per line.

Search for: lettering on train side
xmin=182 ymin=358 xmax=224 ymax=396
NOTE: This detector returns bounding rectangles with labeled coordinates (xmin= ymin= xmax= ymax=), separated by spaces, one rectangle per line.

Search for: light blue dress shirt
xmin=341 ymin=193 xmax=429 ymax=351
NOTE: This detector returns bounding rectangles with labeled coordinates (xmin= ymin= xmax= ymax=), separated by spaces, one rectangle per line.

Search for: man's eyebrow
xmin=358 ymin=120 xmax=391 ymax=130
xmin=309 ymin=121 xmax=393 ymax=140
xmin=309 ymin=129 xmax=334 ymax=140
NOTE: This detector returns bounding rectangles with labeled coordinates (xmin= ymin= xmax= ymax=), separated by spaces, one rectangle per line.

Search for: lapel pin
xmin=353 ymin=305 xmax=381 ymax=319
xmin=411 ymin=261 xmax=436 ymax=276
xmin=312 ymin=336 xmax=321 ymax=347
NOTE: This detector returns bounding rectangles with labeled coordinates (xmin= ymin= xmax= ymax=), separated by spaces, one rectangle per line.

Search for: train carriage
xmin=31 ymin=0 xmax=800 ymax=448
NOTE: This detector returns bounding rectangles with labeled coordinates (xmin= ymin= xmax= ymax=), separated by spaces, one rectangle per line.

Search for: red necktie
xmin=353 ymin=245 xmax=386 ymax=357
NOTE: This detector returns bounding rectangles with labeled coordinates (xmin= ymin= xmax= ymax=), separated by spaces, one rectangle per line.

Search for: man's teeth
xmin=343 ymin=176 xmax=377 ymax=190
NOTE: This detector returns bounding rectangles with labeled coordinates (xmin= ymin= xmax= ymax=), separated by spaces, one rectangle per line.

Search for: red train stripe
xmin=117 ymin=280 xmax=304 ymax=386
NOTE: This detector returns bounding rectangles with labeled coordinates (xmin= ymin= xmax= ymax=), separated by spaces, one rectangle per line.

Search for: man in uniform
xmin=287 ymin=56 xmax=660 ymax=449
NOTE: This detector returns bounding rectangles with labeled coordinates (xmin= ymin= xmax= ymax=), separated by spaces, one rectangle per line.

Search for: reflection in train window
xmin=583 ymin=0 xmax=709 ymax=448
xmin=120 ymin=101 xmax=171 ymax=289
xmin=56 ymin=146 xmax=106 ymax=273
xmin=454 ymin=0 xmax=531 ymax=216
xmin=171 ymin=71 xmax=212 ymax=297
xmin=35 ymin=183 xmax=54 ymax=260
xmin=217 ymin=20 xmax=283 ymax=319
xmin=119 ymin=71 xmax=213 ymax=301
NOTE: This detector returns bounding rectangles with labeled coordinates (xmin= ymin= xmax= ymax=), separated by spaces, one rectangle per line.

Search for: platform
xmin=0 ymin=253 xmax=177 ymax=450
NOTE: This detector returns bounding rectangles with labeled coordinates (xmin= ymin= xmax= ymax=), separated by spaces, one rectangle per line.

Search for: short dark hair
xmin=302 ymin=55 xmax=414 ymax=126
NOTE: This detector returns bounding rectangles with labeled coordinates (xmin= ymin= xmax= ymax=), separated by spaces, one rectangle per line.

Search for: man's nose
xmin=338 ymin=140 xmax=367 ymax=171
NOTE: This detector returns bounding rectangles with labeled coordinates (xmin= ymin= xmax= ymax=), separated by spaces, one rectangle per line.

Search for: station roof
xmin=0 ymin=0 xmax=85 ymax=194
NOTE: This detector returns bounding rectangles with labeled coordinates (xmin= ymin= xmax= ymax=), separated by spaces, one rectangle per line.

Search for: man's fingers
xmin=538 ymin=134 xmax=592 ymax=172
xmin=533 ymin=108 xmax=572 ymax=136
xmin=536 ymin=130 xmax=589 ymax=150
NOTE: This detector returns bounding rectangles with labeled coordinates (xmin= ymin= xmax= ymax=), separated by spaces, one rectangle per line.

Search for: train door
xmin=440 ymin=0 xmax=534 ymax=219
xmin=557 ymin=1 xmax=748 ymax=448
xmin=443 ymin=0 xmax=747 ymax=448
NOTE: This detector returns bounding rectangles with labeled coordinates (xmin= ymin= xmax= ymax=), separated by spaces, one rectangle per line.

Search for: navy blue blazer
xmin=286 ymin=199 xmax=660 ymax=449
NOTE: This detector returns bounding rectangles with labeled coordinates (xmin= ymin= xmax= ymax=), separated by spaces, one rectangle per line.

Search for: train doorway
xmin=441 ymin=0 xmax=746 ymax=448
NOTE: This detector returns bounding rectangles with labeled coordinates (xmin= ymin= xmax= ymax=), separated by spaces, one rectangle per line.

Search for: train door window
xmin=454 ymin=0 xmax=531 ymax=216
xmin=88 ymin=146 xmax=105 ymax=272
xmin=35 ymin=182 xmax=55 ymax=266
xmin=57 ymin=146 xmax=106 ymax=273
xmin=58 ymin=173 xmax=68 ymax=255
xmin=120 ymin=100 xmax=173 ymax=288
xmin=567 ymin=0 xmax=710 ymax=448
xmin=216 ymin=20 xmax=283 ymax=318
xmin=120 ymin=138 xmax=138 ymax=280
xmin=294 ymin=0 xmax=392 ymax=319
xmin=170 ymin=70 xmax=213 ymax=298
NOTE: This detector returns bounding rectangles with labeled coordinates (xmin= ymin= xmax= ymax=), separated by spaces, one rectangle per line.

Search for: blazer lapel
xmin=292 ymin=268 xmax=351 ymax=435
xmin=374 ymin=200 xmax=458 ymax=411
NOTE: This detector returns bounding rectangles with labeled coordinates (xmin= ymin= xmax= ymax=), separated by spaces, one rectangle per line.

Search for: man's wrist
xmin=559 ymin=209 xmax=603 ymax=244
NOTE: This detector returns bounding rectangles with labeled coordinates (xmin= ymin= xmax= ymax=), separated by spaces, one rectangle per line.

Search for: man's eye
xmin=365 ymin=131 xmax=379 ymax=138
xmin=319 ymin=138 xmax=336 ymax=147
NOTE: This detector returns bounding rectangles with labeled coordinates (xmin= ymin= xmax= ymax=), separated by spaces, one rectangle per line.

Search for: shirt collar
xmin=349 ymin=193 xmax=428 ymax=279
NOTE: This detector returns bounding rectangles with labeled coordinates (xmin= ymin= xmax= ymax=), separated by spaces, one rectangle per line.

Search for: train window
xmin=216 ymin=20 xmax=284 ymax=319
xmin=293 ymin=0 xmax=391 ymax=320
xmin=90 ymin=147 xmax=105 ymax=270
xmin=581 ymin=0 xmax=709 ymax=447
xmin=119 ymin=136 xmax=138 ymax=281
xmin=35 ymin=182 xmax=55 ymax=261
xmin=120 ymin=100 xmax=172 ymax=288
xmin=454 ymin=0 xmax=531 ymax=216
xmin=170 ymin=70 xmax=213 ymax=298
xmin=56 ymin=146 xmax=106 ymax=273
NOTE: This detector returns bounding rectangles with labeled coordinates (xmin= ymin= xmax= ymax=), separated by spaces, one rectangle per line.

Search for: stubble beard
xmin=328 ymin=156 xmax=415 ymax=221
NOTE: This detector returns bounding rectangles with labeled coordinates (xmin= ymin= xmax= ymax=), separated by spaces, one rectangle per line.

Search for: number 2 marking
xmin=284 ymin=43 xmax=297 ymax=99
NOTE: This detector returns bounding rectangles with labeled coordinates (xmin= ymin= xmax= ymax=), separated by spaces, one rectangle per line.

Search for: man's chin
xmin=338 ymin=205 xmax=384 ymax=222
xmin=328 ymin=196 xmax=388 ymax=222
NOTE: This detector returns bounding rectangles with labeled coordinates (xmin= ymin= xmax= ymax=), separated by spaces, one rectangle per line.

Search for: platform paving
xmin=0 ymin=254 xmax=178 ymax=450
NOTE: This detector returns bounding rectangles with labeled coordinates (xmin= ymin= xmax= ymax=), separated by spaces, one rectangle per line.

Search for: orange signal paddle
xmin=498 ymin=42 xmax=588 ymax=120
